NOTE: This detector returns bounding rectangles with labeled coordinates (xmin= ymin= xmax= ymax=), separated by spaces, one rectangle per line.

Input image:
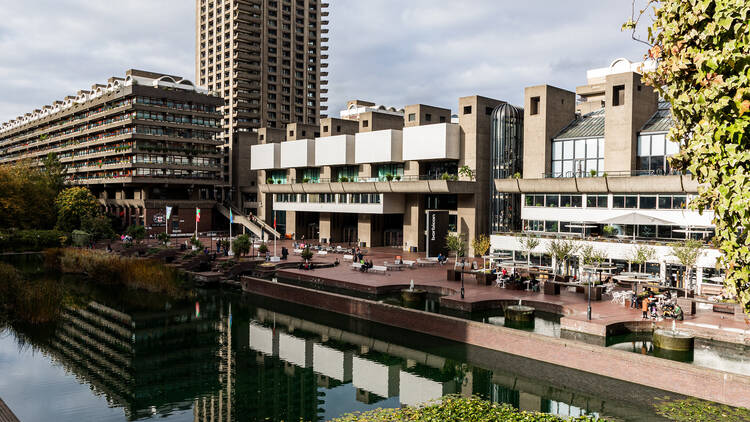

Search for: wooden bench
xmin=343 ymin=254 xmax=354 ymax=262
xmin=371 ymin=265 xmax=387 ymax=274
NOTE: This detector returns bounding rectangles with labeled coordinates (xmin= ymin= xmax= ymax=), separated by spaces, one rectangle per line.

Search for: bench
xmin=343 ymin=254 xmax=354 ymax=262
xmin=417 ymin=259 xmax=438 ymax=267
xmin=293 ymin=249 xmax=303 ymax=255
xmin=402 ymin=260 xmax=416 ymax=269
xmin=371 ymin=265 xmax=387 ymax=274
xmin=317 ymin=250 xmax=328 ymax=256
xmin=351 ymin=263 xmax=362 ymax=270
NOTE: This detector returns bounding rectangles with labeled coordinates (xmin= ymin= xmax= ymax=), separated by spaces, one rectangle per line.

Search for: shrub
xmin=156 ymin=232 xmax=170 ymax=246
xmin=0 ymin=230 xmax=67 ymax=252
xmin=190 ymin=236 xmax=203 ymax=249
xmin=385 ymin=173 xmax=394 ymax=181
xmin=126 ymin=225 xmax=146 ymax=244
xmin=258 ymin=242 xmax=268 ymax=254
xmin=301 ymin=247 xmax=313 ymax=261
xmin=232 ymin=234 xmax=251 ymax=256
xmin=602 ymin=225 xmax=617 ymax=237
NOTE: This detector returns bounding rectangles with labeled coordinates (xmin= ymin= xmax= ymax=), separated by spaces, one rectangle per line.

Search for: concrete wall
xmin=250 ymin=143 xmax=280 ymax=170
xmin=355 ymin=129 xmax=403 ymax=163
xmin=403 ymin=104 xmax=451 ymax=127
xmin=402 ymin=123 xmax=460 ymax=161
xmin=320 ymin=117 xmax=359 ymax=137
xmin=315 ymin=134 xmax=355 ymax=166
xmin=280 ymin=139 xmax=315 ymax=168
xmin=523 ymin=85 xmax=576 ymax=179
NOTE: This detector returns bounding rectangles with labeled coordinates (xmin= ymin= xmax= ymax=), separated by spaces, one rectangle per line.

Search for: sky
xmin=0 ymin=0 xmax=650 ymax=123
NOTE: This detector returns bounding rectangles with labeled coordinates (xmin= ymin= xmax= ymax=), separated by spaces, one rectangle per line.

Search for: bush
xmin=258 ymin=243 xmax=268 ymax=254
xmin=232 ymin=234 xmax=251 ymax=257
xmin=126 ymin=225 xmax=146 ymax=244
xmin=156 ymin=232 xmax=170 ymax=246
xmin=71 ymin=230 xmax=91 ymax=247
xmin=190 ymin=236 xmax=203 ymax=249
xmin=0 ymin=230 xmax=67 ymax=252
xmin=331 ymin=395 xmax=598 ymax=422
xmin=301 ymin=247 xmax=313 ymax=261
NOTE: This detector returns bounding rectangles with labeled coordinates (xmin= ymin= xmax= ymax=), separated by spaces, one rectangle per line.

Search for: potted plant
xmin=385 ymin=173 xmax=394 ymax=181
xmin=394 ymin=175 xmax=401 ymax=181
xmin=258 ymin=242 xmax=268 ymax=256
xmin=445 ymin=233 xmax=467 ymax=281
xmin=339 ymin=176 xmax=349 ymax=182
xmin=302 ymin=177 xmax=310 ymax=183
xmin=301 ymin=247 xmax=313 ymax=261
xmin=266 ymin=177 xmax=274 ymax=184
xmin=589 ymin=169 xmax=598 ymax=177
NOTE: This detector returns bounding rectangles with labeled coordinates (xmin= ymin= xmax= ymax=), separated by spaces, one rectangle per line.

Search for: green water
xmin=0 ymin=267 xmax=737 ymax=421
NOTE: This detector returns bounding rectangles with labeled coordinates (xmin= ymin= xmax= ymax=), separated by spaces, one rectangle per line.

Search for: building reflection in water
xmin=35 ymin=290 xmax=631 ymax=421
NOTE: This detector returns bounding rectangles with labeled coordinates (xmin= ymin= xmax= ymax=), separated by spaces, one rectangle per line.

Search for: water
xmin=0 ymin=272 xmax=738 ymax=421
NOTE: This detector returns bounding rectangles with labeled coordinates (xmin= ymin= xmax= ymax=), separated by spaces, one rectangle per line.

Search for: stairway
xmin=215 ymin=203 xmax=281 ymax=239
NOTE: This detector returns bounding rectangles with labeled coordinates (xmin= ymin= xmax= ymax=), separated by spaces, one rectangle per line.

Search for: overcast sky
xmin=0 ymin=0 xmax=648 ymax=122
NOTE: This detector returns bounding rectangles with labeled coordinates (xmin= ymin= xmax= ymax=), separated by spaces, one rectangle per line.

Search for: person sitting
xmin=334 ymin=258 xmax=340 ymax=266
xmin=437 ymin=253 xmax=446 ymax=264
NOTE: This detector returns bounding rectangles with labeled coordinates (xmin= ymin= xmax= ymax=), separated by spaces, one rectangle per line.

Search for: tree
xmin=0 ymin=161 xmax=57 ymax=230
xmin=445 ymin=233 xmax=467 ymax=266
xmin=471 ymin=234 xmax=491 ymax=258
xmin=628 ymin=245 xmax=656 ymax=273
xmin=55 ymin=187 xmax=99 ymax=232
xmin=258 ymin=242 xmax=268 ymax=254
xmin=42 ymin=152 xmax=67 ymax=194
xmin=156 ymin=232 xmax=170 ymax=246
xmin=518 ymin=234 xmax=541 ymax=266
xmin=126 ymin=225 xmax=146 ymax=244
xmin=671 ymin=239 xmax=704 ymax=290
xmin=546 ymin=239 xmax=579 ymax=276
xmin=81 ymin=213 xmax=115 ymax=241
xmin=232 ymin=234 xmax=251 ymax=257
xmin=624 ymin=1 xmax=750 ymax=312
xmin=580 ymin=244 xmax=608 ymax=267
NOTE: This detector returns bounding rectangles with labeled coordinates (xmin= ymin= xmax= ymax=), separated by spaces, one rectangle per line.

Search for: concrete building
xmin=492 ymin=58 xmax=721 ymax=293
xmin=250 ymin=96 xmax=506 ymax=254
xmin=0 ymin=70 xmax=225 ymax=235
xmin=196 ymin=0 xmax=329 ymax=207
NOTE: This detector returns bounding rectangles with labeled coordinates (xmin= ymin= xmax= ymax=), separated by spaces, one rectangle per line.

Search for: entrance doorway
xmin=384 ymin=229 xmax=403 ymax=247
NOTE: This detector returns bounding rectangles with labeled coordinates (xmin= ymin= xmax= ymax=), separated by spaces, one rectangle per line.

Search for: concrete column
xmin=319 ymin=212 xmax=331 ymax=243
xmin=696 ymin=266 xmax=703 ymax=293
xmin=358 ymin=164 xmax=372 ymax=180
xmin=357 ymin=214 xmax=372 ymax=247
xmin=320 ymin=166 xmax=332 ymax=181
xmin=403 ymin=195 xmax=424 ymax=252
xmin=287 ymin=211 xmax=298 ymax=240
xmin=404 ymin=161 xmax=419 ymax=179
xmin=660 ymin=260 xmax=667 ymax=284
xmin=457 ymin=194 xmax=476 ymax=256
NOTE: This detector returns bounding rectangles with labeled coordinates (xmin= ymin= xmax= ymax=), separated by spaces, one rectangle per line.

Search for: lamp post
xmin=587 ymin=269 xmax=592 ymax=320
xmin=460 ymin=258 xmax=465 ymax=299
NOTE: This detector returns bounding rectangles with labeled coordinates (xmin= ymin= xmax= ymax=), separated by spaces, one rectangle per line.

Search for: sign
xmin=229 ymin=209 xmax=233 ymax=224
xmin=425 ymin=210 xmax=449 ymax=258
xmin=166 ymin=206 xmax=173 ymax=220
xmin=196 ymin=208 xmax=201 ymax=222
xmin=152 ymin=212 xmax=166 ymax=227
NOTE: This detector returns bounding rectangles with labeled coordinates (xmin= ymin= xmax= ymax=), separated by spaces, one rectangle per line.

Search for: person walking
xmin=642 ymin=295 xmax=649 ymax=319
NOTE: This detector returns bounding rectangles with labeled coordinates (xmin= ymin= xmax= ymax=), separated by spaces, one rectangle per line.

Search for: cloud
xmin=0 ymin=0 xmax=648 ymax=123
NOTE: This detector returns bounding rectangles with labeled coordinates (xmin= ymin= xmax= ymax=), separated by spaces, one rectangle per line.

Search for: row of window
xmin=275 ymin=193 xmax=382 ymax=204
xmin=522 ymin=219 xmax=712 ymax=240
xmin=134 ymin=111 xmax=219 ymax=127
xmin=551 ymin=137 xmax=605 ymax=177
xmin=133 ymin=154 xmax=219 ymax=167
xmin=524 ymin=193 xmax=688 ymax=210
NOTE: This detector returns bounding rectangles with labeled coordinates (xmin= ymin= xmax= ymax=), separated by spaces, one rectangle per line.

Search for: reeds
xmin=44 ymin=248 xmax=185 ymax=296
xmin=0 ymin=262 xmax=64 ymax=324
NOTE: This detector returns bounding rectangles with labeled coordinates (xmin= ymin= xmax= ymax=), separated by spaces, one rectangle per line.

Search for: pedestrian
xmin=216 ymin=239 xmax=221 ymax=253
xmin=642 ymin=295 xmax=649 ymax=319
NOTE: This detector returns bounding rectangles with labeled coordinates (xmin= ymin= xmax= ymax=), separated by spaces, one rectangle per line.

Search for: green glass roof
xmin=553 ymin=108 xmax=605 ymax=140
xmin=640 ymin=101 xmax=673 ymax=133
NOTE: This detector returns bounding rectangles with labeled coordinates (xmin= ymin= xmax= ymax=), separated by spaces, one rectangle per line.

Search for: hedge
xmin=0 ymin=230 xmax=68 ymax=252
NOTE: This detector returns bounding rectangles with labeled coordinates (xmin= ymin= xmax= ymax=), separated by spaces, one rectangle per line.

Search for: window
xmin=362 ymin=120 xmax=369 ymax=128
xmin=440 ymin=116 xmax=446 ymax=123
xmin=640 ymin=196 xmax=656 ymax=209
xmin=613 ymin=85 xmax=625 ymax=106
xmin=530 ymin=96 xmax=540 ymax=115
xmin=586 ymin=195 xmax=608 ymax=208
xmin=485 ymin=107 xmax=493 ymax=115
xmin=425 ymin=113 xmax=431 ymax=122
xmin=637 ymin=133 xmax=678 ymax=174
xmin=463 ymin=105 xmax=472 ymax=114
xmin=551 ymin=137 xmax=604 ymax=177
xmin=408 ymin=113 xmax=416 ymax=122
xmin=323 ymin=125 xmax=328 ymax=132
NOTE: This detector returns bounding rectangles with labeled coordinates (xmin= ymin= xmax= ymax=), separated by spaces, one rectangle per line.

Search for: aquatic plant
xmin=0 ymin=262 xmax=64 ymax=324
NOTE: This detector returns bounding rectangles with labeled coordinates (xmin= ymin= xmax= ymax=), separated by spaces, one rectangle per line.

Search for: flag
xmin=230 ymin=209 xmax=233 ymax=224
xmin=166 ymin=206 xmax=173 ymax=220
xmin=196 ymin=208 xmax=201 ymax=223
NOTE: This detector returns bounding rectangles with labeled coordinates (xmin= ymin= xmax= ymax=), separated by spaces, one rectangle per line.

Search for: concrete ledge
xmin=242 ymin=276 xmax=750 ymax=408
xmin=494 ymin=175 xmax=705 ymax=194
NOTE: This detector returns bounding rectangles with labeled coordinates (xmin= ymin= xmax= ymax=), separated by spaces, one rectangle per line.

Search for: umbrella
xmin=599 ymin=212 xmax=675 ymax=240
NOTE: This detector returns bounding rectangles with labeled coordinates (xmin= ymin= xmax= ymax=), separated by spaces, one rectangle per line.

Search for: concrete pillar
xmin=287 ymin=211 xmax=298 ymax=240
xmin=457 ymin=194 xmax=476 ymax=256
xmin=660 ymin=260 xmax=667 ymax=283
xmin=696 ymin=265 xmax=703 ymax=293
xmin=320 ymin=166 xmax=332 ymax=181
xmin=358 ymin=164 xmax=372 ymax=180
xmin=403 ymin=195 xmax=424 ymax=252
xmin=319 ymin=212 xmax=331 ymax=243
xmin=358 ymin=214 xmax=372 ymax=247
xmin=404 ymin=161 xmax=419 ymax=179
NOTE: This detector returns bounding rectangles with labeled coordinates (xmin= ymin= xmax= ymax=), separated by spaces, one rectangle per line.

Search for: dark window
xmin=485 ymin=106 xmax=493 ymax=115
xmin=301 ymin=130 xmax=306 ymax=136
xmin=613 ymin=195 xmax=625 ymax=208
xmin=625 ymin=195 xmax=638 ymax=208
xmin=362 ymin=120 xmax=369 ymax=128
xmin=546 ymin=194 xmax=559 ymax=207
xmin=259 ymin=134 xmax=264 ymax=141
xmin=336 ymin=125 xmax=341 ymax=132
xmin=673 ymin=195 xmax=687 ymax=209
xmin=530 ymin=96 xmax=540 ymax=115
xmin=323 ymin=125 xmax=328 ymax=132
xmin=408 ymin=113 xmax=416 ymax=122
xmin=463 ymin=105 xmax=472 ymax=114
xmin=425 ymin=113 xmax=431 ymax=121
xmin=545 ymin=221 xmax=559 ymax=232
xmin=534 ymin=195 xmax=544 ymax=207
xmin=640 ymin=196 xmax=656 ymax=209
xmin=658 ymin=196 xmax=672 ymax=209
xmin=439 ymin=116 xmax=446 ymax=123
xmin=613 ymin=85 xmax=625 ymax=106
xmin=289 ymin=130 xmax=294 ymax=137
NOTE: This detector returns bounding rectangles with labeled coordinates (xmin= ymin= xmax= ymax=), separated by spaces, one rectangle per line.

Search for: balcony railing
xmin=544 ymin=169 xmax=685 ymax=178
xmin=265 ymin=174 xmax=467 ymax=184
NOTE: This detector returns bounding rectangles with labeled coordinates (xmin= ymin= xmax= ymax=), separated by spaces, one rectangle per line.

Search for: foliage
xmin=580 ymin=244 xmax=609 ymax=266
xmin=232 ymin=234 xmax=251 ymax=256
xmin=670 ymin=239 xmax=705 ymax=289
xmin=44 ymin=248 xmax=185 ymax=296
xmin=459 ymin=165 xmax=475 ymax=181
xmin=190 ymin=235 xmax=203 ymax=249
xmin=42 ymin=152 xmax=67 ymax=194
xmin=55 ymin=187 xmax=99 ymax=232
xmin=71 ymin=230 xmax=91 ymax=247
xmin=126 ymin=225 xmax=146 ymax=244
xmin=301 ymin=247 xmax=313 ymax=260
xmin=330 ymin=395 xmax=599 ymax=422
xmin=0 ymin=161 xmax=57 ymax=230
xmin=628 ymin=245 xmax=656 ymax=272
xmin=258 ymin=242 xmax=268 ymax=254
xmin=653 ymin=396 xmax=750 ymax=421
xmin=441 ymin=172 xmax=458 ymax=181
xmin=0 ymin=262 xmax=64 ymax=324
xmin=385 ymin=173 xmax=394 ymax=181
xmin=519 ymin=234 xmax=541 ymax=265
xmin=602 ymin=225 xmax=618 ymax=237
xmin=0 ymin=230 xmax=67 ymax=252
xmin=445 ymin=233 xmax=467 ymax=260
xmin=81 ymin=212 xmax=116 ymax=241
xmin=546 ymin=239 xmax=580 ymax=275
xmin=471 ymin=234 xmax=491 ymax=257
xmin=156 ymin=232 xmax=170 ymax=246
xmin=625 ymin=0 xmax=750 ymax=312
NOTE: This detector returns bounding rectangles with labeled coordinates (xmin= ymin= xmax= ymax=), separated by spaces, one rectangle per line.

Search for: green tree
xmin=156 ymin=232 xmax=170 ymax=246
xmin=670 ymin=239 xmax=705 ymax=290
xmin=42 ymin=152 xmax=67 ymax=194
xmin=580 ymin=244 xmax=609 ymax=267
xmin=546 ymin=239 xmax=579 ymax=276
xmin=81 ymin=213 xmax=115 ymax=241
xmin=445 ymin=233 xmax=467 ymax=265
xmin=624 ymin=0 xmax=750 ymax=311
xmin=519 ymin=234 xmax=541 ymax=266
xmin=55 ymin=187 xmax=99 ymax=232
xmin=471 ymin=234 xmax=491 ymax=258
xmin=126 ymin=225 xmax=146 ymax=244
xmin=0 ymin=161 xmax=57 ymax=229
xmin=232 ymin=234 xmax=251 ymax=257
xmin=628 ymin=245 xmax=656 ymax=273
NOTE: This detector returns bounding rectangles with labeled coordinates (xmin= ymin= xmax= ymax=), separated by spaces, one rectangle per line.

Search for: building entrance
xmin=384 ymin=229 xmax=403 ymax=247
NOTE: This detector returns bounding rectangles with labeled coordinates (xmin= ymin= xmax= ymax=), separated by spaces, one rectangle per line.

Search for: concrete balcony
xmin=402 ymin=123 xmax=460 ymax=161
xmin=314 ymin=134 xmax=354 ymax=166
xmin=280 ymin=139 xmax=314 ymax=168
xmin=352 ymin=356 xmax=399 ymax=398
xmin=273 ymin=194 xmax=403 ymax=214
xmin=250 ymin=143 xmax=280 ymax=170
xmin=354 ymin=129 xmax=402 ymax=164
xmin=260 ymin=179 xmax=477 ymax=195
xmin=494 ymin=174 xmax=702 ymax=194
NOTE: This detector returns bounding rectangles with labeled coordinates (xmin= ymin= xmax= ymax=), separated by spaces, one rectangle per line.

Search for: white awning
xmin=599 ymin=212 xmax=675 ymax=226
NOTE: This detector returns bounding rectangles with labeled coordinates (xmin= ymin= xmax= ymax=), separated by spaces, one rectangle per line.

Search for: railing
xmin=543 ymin=169 xmax=686 ymax=178
xmin=265 ymin=174 xmax=467 ymax=184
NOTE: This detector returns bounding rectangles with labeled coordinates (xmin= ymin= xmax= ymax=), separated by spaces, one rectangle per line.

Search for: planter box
xmin=543 ymin=282 xmax=560 ymax=295
xmin=475 ymin=272 xmax=496 ymax=286
xmin=713 ymin=303 xmax=735 ymax=314
xmin=446 ymin=269 xmax=460 ymax=282
xmin=676 ymin=298 xmax=696 ymax=316
xmin=583 ymin=285 xmax=603 ymax=301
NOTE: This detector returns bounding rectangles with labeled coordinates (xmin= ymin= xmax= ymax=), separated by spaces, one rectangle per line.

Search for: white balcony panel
xmin=280 ymin=139 xmax=315 ymax=168
xmin=248 ymin=322 xmax=278 ymax=356
xmin=521 ymin=206 xmax=714 ymax=228
xmin=352 ymin=356 xmax=399 ymax=398
xmin=250 ymin=143 xmax=280 ymax=170
xmin=355 ymin=129 xmax=403 ymax=164
xmin=315 ymin=135 xmax=355 ymax=166
xmin=279 ymin=332 xmax=313 ymax=368
xmin=402 ymin=123 xmax=460 ymax=161
xmin=313 ymin=344 xmax=353 ymax=382
xmin=273 ymin=194 xmax=404 ymax=214
xmin=399 ymin=371 xmax=456 ymax=407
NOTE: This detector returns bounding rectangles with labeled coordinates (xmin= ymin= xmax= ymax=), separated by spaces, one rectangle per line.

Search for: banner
xmin=166 ymin=206 xmax=173 ymax=220
xmin=196 ymin=208 xmax=201 ymax=223
xmin=425 ymin=210 xmax=449 ymax=258
xmin=230 ymin=209 xmax=233 ymax=224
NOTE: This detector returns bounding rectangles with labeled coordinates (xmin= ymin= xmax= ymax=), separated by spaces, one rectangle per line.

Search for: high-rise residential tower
xmin=196 ymin=0 xmax=329 ymax=204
